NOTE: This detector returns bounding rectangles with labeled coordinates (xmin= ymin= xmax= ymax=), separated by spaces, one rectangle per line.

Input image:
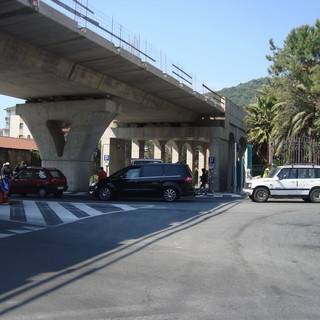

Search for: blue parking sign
xmin=104 ymin=155 xmax=110 ymax=161
xmin=209 ymin=157 xmax=215 ymax=168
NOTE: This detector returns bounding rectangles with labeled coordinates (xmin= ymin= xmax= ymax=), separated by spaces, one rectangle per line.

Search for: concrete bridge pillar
xmin=167 ymin=141 xmax=179 ymax=163
xmin=185 ymin=144 xmax=194 ymax=172
xmin=209 ymin=128 xmax=229 ymax=192
xmin=132 ymin=140 xmax=145 ymax=159
xmin=154 ymin=141 xmax=161 ymax=159
xmin=176 ymin=141 xmax=184 ymax=163
xmin=154 ymin=140 xmax=167 ymax=162
xmin=16 ymin=99 xmax=121 ymax=192
xmin=109 ymin=138 xmax=127 ymax=174
xmin=171 ymin=143 xmax=179 ymax=163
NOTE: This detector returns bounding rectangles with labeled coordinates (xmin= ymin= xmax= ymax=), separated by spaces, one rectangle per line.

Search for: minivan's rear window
xmin=142 ymin=165 xmax=163 ymax=177
xmin=164 ymin=165 xmax=184 ymax=177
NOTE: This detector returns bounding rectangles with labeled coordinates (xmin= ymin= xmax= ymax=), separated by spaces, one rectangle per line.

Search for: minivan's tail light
xmin=184 ymin=176 xmax=193 ymax=182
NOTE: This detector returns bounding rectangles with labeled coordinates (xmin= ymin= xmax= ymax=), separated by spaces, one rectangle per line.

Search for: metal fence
xmin=275 ymin=137 xmax=320 ymax=165
xmin=40 ymin=0 xmax=214 ymax=95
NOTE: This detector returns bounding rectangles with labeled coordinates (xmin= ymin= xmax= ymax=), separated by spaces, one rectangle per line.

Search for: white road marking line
xmin=0 ymin=202 xmax=152 ymax=233
xmin=112 ymin=204 xmax=139 ymax=211
xmin=71 ymin=203 xmax=104 ymax=216
xmin=7 ymin=229 xmax=32 ymax=234
xmin=23 ymin=226 xmax=46 ymax=231
xmin=46 ymin=202 xmax=79 ymax=222
xmin=0 ymin=204 xmax=10 ymax=221
xmin=0 ymin=233 xmax=15 ymax=238
xmin=23 ymin=200 xmax=46 ymax=225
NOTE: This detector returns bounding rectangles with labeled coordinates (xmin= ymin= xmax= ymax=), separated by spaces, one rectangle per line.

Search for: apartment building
xmin=4 ymin=106 xmax=32 ymax=138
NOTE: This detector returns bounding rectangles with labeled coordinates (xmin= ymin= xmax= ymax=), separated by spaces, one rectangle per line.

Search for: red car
xmin=9 ymin=167 xmax=68 ymax=197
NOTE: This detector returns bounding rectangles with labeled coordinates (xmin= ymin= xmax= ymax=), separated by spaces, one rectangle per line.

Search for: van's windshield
xmin=268 ymin=167 xmax=281 ymax=178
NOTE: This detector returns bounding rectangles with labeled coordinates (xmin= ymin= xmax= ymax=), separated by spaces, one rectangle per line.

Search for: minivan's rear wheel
xmin=163 ymin=187 xmax=179 ymax=202
xmin=309 ymin=188 xmax=320 ymax=203
xmin=98 ymin=187 xmax=113 ymax=201
xmin=252 ymin=187 xmax=269 ymax=202
xmin=38 ymin=188 xmax=48 ymax=198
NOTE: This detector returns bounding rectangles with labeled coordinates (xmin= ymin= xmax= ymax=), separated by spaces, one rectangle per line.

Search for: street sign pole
xmin=208 ymin=157 xmax=215 ymax=194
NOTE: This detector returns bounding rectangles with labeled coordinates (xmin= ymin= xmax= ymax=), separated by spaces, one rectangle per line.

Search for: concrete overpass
xmin=0 ymin=0 xmax=246 ymax=192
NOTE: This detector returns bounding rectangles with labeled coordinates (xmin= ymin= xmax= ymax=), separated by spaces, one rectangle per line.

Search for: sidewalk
xmin=195 ymin=189 xmax=243 ymax=199
xmin=196 ymin=192 xmax=242 ymax=199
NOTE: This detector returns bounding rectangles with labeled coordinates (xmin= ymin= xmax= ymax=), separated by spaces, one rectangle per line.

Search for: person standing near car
xmin=13 ymin=162 xmax=22 ymax=176
xmin=262 ymin=164 xmax=272 ymax=178
xmin=98 ymin=167 xmax=107 ymax=180
xmin=19 ymin=161 xmax=27 ymax=171
xmin=1 ymin=162 xmax=13 ymax=179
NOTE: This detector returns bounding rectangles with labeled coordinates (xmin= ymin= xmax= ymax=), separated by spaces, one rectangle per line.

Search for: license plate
xmin=57 ymin=186 xmax=64 ymax=190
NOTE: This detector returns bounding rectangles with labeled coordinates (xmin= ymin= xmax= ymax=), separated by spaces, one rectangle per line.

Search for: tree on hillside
xmin=267 ymin=20 xmax=320 ymax=143
xmin=217 ymin=77 xmax=269 ymax=107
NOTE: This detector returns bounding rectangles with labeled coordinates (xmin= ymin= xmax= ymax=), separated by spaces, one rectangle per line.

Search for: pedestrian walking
xmin=199 ymin=168 xmax=208 ymax=195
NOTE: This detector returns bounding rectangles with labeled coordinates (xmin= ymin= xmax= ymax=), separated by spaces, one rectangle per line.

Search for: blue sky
xmin=1 ymin=0 xmax=319 ymax=126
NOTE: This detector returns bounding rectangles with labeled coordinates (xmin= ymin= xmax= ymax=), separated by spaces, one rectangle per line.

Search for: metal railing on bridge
xmin=39 ymin=0 xmax=222 ymax=105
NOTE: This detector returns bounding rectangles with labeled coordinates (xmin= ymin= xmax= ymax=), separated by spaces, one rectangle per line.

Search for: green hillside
xmin=216 ymin=77 xmax=270 ymax=107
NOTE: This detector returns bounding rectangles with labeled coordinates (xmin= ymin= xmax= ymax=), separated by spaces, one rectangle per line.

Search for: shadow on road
xmin=0 ymin=199 xmax=241 ymax=315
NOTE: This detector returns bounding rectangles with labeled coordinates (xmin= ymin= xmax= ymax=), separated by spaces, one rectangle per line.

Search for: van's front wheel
xmin=252 ymin=187 xmax=269 ymax=203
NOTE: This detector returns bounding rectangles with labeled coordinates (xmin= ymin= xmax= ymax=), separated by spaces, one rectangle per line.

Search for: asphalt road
xmin=0 ymin=195 xmax=319 ymax=319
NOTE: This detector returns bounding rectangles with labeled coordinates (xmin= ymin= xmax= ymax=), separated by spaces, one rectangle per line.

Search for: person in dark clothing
xmin=13 ymin=162 xmax=21 ymax=176
xmin=1 ymin=162 xmax=13 ymax=179
xmin=19 ymin=161 xmax=27 ymax=171
xmin=199 ymin=168 xmax=208 ymax=195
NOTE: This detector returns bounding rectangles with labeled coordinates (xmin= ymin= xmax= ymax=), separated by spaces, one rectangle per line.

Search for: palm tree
xmin=244 ymin=88 xmax=278 ymax=164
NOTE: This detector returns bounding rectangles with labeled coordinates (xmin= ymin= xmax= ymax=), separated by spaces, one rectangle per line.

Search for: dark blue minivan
xmin=89 ymin=162 xmax=195 ymax=202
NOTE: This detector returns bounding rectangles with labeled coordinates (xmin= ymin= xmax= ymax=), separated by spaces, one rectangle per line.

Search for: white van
xmin=243 ymin=164 xmax=320 ymax=203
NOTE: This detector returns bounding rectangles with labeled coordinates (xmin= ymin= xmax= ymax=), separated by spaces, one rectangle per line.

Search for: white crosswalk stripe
xmin=7 ymin=229 xmax=33 ymax=234
xmin=23 ymin=200 xmax=47 ymax=225
xmin=0 ymin=201 xmax=148 ymax=238
xmin=0 ymin=233 xmax=15 ymax=238
xmin=71 ymin=202 xmax=105 ymax=216
xmin=0 ymin=204 xmax=10 ymax=220
xmin=46 ymin=202 xmax=79 ymax=222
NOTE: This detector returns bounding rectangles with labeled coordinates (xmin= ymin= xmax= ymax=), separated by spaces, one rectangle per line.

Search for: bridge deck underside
xmin=0 ymin=0 xmax=225 ymax=123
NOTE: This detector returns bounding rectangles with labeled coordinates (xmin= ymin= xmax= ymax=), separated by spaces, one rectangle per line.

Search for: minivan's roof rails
xmin=130 ymin=159 xmax=163 ymax=165
xmin=284 ymin=162 xmax=316 ymax=167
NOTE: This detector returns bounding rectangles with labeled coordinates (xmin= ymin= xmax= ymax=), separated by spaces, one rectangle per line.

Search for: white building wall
xmin=5 ymin=107 xmax=33 ymax=138
xmin=9 ymin=115 xmax=20 ymax=137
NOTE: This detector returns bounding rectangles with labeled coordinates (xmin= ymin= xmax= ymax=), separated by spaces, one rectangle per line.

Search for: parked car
xmin=9 ymin=167 xmax=68 ymax=197
xmin=89 ymin=162 xmax=195 ymax=202
xmin=243 ymin=164 xmax=320 ymax=203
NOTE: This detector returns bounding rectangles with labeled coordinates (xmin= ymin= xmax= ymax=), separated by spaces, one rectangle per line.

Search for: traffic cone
xmin=0 ymin=189 xmax=13 ymax=205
